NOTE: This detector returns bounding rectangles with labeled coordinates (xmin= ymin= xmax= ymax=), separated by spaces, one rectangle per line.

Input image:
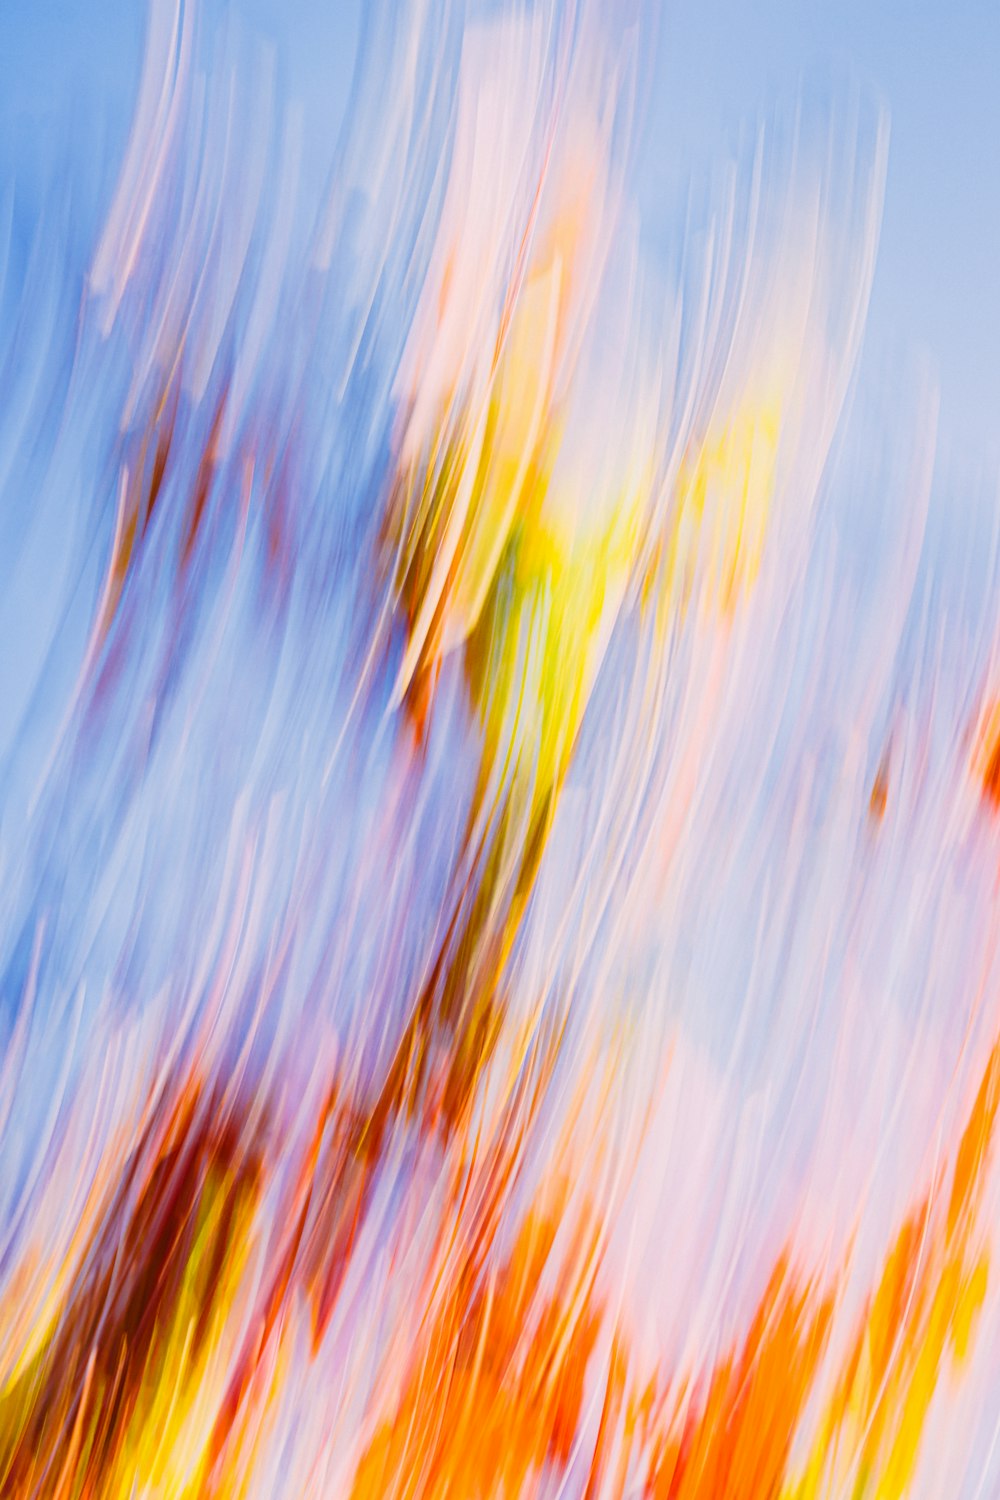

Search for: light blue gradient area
xmin=637 ymin=0 xmax=1000 ymax=463
xmin=0 ymin=0 xmax=996 ymax=440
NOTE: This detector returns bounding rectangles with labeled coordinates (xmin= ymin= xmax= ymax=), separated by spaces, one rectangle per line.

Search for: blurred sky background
xmin=0 ymin=0 xmax=997 ymax=464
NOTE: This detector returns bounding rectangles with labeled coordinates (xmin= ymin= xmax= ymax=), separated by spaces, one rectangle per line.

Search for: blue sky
xmin=0 ymin=0 xmax=997 ymax=460
xmin=640 ymin=0 xmax=1000 ymax=463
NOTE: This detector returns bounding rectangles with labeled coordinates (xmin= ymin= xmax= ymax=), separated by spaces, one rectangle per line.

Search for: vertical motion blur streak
xmin=1 ymin=1 xmax=999 ymax=1496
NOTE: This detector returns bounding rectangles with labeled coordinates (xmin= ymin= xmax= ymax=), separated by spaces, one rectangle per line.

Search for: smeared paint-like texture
xmin=1 ymin=1 xmax=999 ymax=1495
